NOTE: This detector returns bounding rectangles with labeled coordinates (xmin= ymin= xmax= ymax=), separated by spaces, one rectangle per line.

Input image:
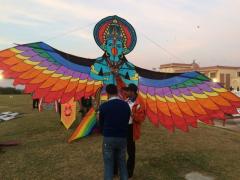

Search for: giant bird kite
xmin=0 ymin=16 xmax=240 ymax=142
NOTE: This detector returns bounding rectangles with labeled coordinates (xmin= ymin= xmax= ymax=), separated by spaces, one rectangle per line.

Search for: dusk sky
xmin=0 ymin=0 xmax=239 ymax=87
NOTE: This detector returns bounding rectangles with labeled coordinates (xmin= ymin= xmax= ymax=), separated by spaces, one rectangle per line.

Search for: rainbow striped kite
xmin=68 ymin=107 xmax=97 ymax=143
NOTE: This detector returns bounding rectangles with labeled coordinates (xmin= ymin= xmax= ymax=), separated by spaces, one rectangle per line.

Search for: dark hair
xmin=128 ymin=83 xmax=138 ymax=94
xmin=106 ymin=84 xmax=118 ymax=95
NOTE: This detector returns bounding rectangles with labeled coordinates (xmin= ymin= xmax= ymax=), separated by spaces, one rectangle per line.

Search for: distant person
xmin=58 ymin=102 xmax=61 ymax=116
xmin=79 ymin=97 xmax=92 ymax=116
xmin=32 ymin=98 xmax=39 ymax=109
xmin=31 ymin=93 xmax=39 ymax=109
xmin=99 ymin=84 xmax=131 ymax=180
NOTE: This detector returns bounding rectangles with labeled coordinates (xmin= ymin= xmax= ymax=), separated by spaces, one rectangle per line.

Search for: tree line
xmin=0 ymin=87 xmax=23 ymax=94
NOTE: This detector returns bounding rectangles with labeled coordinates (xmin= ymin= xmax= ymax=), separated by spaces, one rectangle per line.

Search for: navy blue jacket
xmin=99 ymin=98 xmax=131 ymax=138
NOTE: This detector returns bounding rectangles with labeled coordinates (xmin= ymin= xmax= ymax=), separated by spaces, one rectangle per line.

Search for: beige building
xmin=159 ymin=62 xmax=240 ymax=90
xmin=159 ymin=62 xmax=199 ymax=73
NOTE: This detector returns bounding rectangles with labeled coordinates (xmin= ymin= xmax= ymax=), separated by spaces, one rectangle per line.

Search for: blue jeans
xmin=103 ymin=137 xmax=128 ymax=180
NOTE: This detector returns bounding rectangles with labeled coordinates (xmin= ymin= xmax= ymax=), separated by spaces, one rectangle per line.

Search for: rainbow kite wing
xmin=0 ymin=42 xmax=102 ymax=103
xmin=135 ymin=66 xmax=240 ymax=132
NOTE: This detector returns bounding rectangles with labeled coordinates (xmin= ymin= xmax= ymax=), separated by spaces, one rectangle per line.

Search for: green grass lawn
xmin=1 ymin=95 xmax=240 ymax=180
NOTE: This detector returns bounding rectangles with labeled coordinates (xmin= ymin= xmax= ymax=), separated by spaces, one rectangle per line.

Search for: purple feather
xmin=170 ymin=88 xmax=181 ymax=96
xmin=147 ymin=87 xmax=155 ymax=96
xmin=30 ymin=55 xmax=47 ymax=62
xmin=198 ymin=83 xmax=213 ymax=92
xmin=188 ymin=86 xmax=203 ymax=94
xmin=21 ymin=50 xmax=37 ymax=57
xmin=80 ymin=73 xmax=89 ymax=80
xmin=16 ymin=46 xmax=31 ymax=51
xmin=48 ymin=64 xmax=59 ymax=71
xmin=206 ymin=82 xmax=222 ymax=88
xmin=56 ymin=66 xmax=67 ymax=74
xmin=39 ymin=60 xmax=53 ymax=68
xmin=162 ymin=87 xmax=173 ymax=97
xmin=72 ymin=72 xmax=82 ymax=78
xmin=179 ymin=88 xmax=192 ymax=96
xmin=155 ymin=88 xmax=164 ymax=97
xmin=139 ymin=85 xmax=148 ymax=94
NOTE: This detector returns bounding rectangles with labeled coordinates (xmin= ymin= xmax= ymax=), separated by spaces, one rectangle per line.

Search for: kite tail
xmin=68 ymin=107 xmax=97 ymax=143
xmin=116 ymin=75 xmax=127 ymax=99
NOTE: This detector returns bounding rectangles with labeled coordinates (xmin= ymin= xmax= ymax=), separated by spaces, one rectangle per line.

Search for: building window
xmin=210 ymin=72 xmax=216 ymax=78
xmin=237 ymin=72 xmax=240 ymax=77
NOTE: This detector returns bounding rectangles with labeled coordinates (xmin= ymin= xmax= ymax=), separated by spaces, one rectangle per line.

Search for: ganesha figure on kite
xmin=0 ymin=15 xmax=240 ymax=142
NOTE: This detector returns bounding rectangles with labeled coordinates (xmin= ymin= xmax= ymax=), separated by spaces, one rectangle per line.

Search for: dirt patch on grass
xmin=185 ymin=172 xmax=214 ymax=180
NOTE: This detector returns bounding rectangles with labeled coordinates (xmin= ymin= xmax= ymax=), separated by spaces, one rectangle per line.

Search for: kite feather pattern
xmin=136 ymin=70 xmax=240 ymax=132
xmin=0 ymin=41 xmax=240 ymax=136
xmin=0 ymin=42 xmax=102 ymax=104
xmin=1 ymin=42 xmax=240 ymax=135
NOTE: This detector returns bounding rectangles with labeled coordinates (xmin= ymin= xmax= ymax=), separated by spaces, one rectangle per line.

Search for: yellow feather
xmin=95 ymin=81 xmax=103 ymax=85
xmin=165 ymin=96 xmax=176 ymax=102
xmin=34 ymin=66 xmax=47 ymax=70
xmin=147 ymin=93 xmax=156 ymax=101
xmin=10 ymin=48 xmax=23 ymax=53
xmin=79 ymin=79 xmax=87 ymax=83
xmin=42 ymin=70 xmax=55 ymax=74
xmin=70 ymin=78 xmax=80 ymax=82
xmin=60 ymin=76 xmax=72 ymax=80
xmin=204 ymin=91 xmax=218 ymax=96
xmin=173 ymin=95 xmax=186 ymax=102
xmin=212 ymin=87 xmax=227 ymax=93
xmin=156 ymin=95 xmax=166 ymax=102
xmin=51 ymin=73 xmax=62 ymax=78
xmin=182 ymin=94 xmax=196 ymax=100
xmin=24 ymin=60 xmax=40 ymax=65
xmin=87 ymin=80 xmax=94 ymax=85
xmin=192 ymin=92 xmax=208 ymax=99
xmin=139 ymin=91 xmax=147 ymax=99
xmin=16 ymin=54 xmax=29 ymax=60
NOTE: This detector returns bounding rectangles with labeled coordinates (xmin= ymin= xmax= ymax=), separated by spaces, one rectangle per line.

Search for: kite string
xmin=139 ymin=31 xmax=186 ymax=62
xmin=45 ymin=22 xmax=96 ymax=42
xmin=43 ymin=21 xmax=187 ymax=63
xmin=44 ymin=21 xmax=185 ymax=62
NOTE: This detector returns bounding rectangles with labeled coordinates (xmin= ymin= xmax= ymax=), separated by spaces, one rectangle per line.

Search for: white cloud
xmin=0 ymin=2 xmax=53 ymax=26
xmin=33 ymin=0 xmax=110 ymax=21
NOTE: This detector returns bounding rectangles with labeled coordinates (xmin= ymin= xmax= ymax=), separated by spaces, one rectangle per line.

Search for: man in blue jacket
xmin=99 ymin=84 xmax=131 ymax=180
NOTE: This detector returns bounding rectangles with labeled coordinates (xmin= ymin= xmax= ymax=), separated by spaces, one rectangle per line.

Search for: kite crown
xmin=94 ymin=15 xmax=137 ymax=55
